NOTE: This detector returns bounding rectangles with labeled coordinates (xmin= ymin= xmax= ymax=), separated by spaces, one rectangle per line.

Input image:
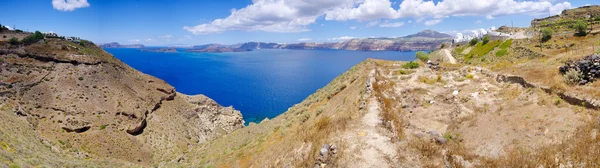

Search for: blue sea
xmin=105 ymin=48 xmax=414 ymax=124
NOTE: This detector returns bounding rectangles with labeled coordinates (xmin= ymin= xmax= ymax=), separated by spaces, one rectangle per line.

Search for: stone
xmin=452 ymin=90 xmax=459 ymax=96
xmin=435 ymin=137 xmax=447 ymax=144
xmin=428 ymin=130 xmax=440 ymax=137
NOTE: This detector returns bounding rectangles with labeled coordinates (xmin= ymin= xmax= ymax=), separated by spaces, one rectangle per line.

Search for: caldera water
xmin=105 ymin=48 xmax=414 ymax=124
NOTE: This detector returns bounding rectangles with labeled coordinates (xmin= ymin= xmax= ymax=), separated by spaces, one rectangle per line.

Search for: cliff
xmin=0 ymin=36 xmax=243 ymax=166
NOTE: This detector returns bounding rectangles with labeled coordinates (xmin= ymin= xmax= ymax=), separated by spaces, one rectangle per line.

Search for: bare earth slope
xmin=0 ymin=37 xmax=243 ymax=166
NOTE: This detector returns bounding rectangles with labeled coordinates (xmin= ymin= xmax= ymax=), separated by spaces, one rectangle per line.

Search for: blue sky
xmin=0 ymin=0 xmax=594 ymax=46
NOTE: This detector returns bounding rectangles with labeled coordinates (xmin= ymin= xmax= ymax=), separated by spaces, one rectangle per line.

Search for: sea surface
xmin=105 ymin=48 xmax=415 ymax=124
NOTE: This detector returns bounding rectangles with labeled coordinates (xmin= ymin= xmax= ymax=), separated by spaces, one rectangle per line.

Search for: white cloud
xmin=475 ymin=20 xmax=482 ymax=24
xmin=379 ymin=21 xmax=405 ymax=27
xmin=145 ymin=38 xmax=153 ymax=42
xmin=52 ymin=0 xmax=90 ymax=11
xmin=424 ymin=19 xmax=442 ymax=26
xmin=159 ymin=35 xmax=173 ymax=39
xmin=128 ymin=39 xmax=141 ymax=43
xmin=366 ymin=21 xmax=380 ymax=27
xmin=184 ymin=0 xmax=572 ymax=34
xmin=4 ymin=26 xmax=12 ymax=30
xmin=350 ymin=26 xmax=357 ymax=30
xmin=326 ymin=0 xmax=400 ymax=21
xmin=183 ymin=0 xmax=355 ymax=34
xmin=329 ymin=36 xmax=356 ymax=41
xmin=297 ymin=38 xmax=312 ymax=41
xmin=396 ymin=0 xmax=571 ymax=19
xmin=486 ymin=15 xmax=495 ymax=20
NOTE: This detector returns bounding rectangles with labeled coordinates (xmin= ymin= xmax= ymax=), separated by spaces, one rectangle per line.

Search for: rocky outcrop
xmin=559 ymin=54 xmax=600 ymax=85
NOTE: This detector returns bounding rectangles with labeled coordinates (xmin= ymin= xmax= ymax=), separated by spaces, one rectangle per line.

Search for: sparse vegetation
xmin=465 ymin=74 xmax=474 ymax=79
xmin=541 ymin=28 xmax=552 ymax=42
xmin=8 ymin=37 xmax=19 ymax=45
xmin=440 ymin=43 xmax=446 ymax=49
xmin=495 ymin=49 xmax=508 ymax=57
xmin=415 ymin=51 xmax=429 ymax=62
xmin=402 ymin=61 xmax=420 ymax=69
xmin=574 ymin=20 xmax=588 ymax=36
xmin=21 ymin=31 xmax=44 ymax=45
xmin=78 ymin=77 xmax=84 ymax=81
xmin=100 ymin=125 xmax=107 ymax=130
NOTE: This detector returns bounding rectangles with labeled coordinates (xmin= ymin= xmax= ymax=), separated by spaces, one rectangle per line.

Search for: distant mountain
xmin=184 ymin=30 xmax=452 ymax=52
xmin=100 ymin=42 xmax=145 ymax=48
xmin=403 ymin=30 xmax=453 ymax=38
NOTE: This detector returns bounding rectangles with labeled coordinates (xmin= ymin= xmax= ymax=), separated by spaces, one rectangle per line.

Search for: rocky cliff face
xmin=0 ymin=37 xmax=243 ymax=165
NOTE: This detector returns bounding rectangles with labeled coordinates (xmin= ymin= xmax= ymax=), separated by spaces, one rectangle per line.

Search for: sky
xmin=0 ymin=0 xmax=595 ymax=46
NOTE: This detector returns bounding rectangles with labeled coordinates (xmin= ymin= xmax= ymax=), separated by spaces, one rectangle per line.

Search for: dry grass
xmin=418 ymin=75 xmax=445 ymax=85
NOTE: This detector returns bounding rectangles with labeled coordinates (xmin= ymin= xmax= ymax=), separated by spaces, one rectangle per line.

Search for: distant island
xmin=98 ymin=30 xmax=452 ymax=52
xmin=100 ymin=42 xmax=145 ymax=48
xmin=139 ymin=48 xmax=178 ymax=53
xmin=187 ymin=30 xmax=453 ymax=53
xmin=186 ymin=45 xmax=252 ymax=53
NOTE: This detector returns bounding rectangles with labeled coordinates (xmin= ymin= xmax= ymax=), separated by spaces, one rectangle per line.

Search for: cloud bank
xmin=184 ymin=0 xmax=571 ymax=34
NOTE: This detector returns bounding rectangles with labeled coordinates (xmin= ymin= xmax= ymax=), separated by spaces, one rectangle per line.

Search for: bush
xmin=574 ymin=20 xmax=588 ymax=36
xmin=78 ymin=77 xmax=84 ymax=81
xmin=15 ymin=29 xmax=23 ymax=33
xmin=541 ymin=28 xmax=552 ymax=42
xmin=482 ymin=35 xmax=490 ymax=45
xmin=402 ymin=61 xmax=420 ymax=69
xmin=21 ymin=31 xmax=44 ymax=45
xmin=563 ymin=69 xmax=583 ymax=85
xmin=415 ymin=51 xmax=429 ymax=62
xmin=440 ymin=43 xmax=446 ymax=49
xmin=469 ymin=38 xmax=479 ymax=46
xmin=8 ymin=37 xmax=19 ymax=45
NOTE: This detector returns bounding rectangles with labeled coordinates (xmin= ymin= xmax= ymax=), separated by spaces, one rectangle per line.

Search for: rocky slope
xmin=0 ymin=34 xmax=243 ymax=166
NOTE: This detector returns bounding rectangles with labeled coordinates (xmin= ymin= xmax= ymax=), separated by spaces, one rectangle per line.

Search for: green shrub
xmin=482 ymin=35 xmax=490 ymax=45
xmin=15 ymin=29 xmax=23 ymax=33
xmin=78 ymin=77 xmax=84 ymax=81
xmin=469 ymin=38 xmax=479 ymax=46
xmin=21 ymin=31 xmax=44 ymax=45
xmin=466 ymin=74 xmax=474 ymax=79
xmin=563 ymin=69 xmax=583 ymax=85
xmin=8 ymin=37 xmax=19 ymax=45
xmin=542 ymin=28 xmax=552 ymax=42
xmin=415 ymin=51 xmax=429 ymax=62
xmin=574 ymin=20 xmax=588 ymax=36
xmin=99 ymin=125 xmax=107 ymax=130
xmin=402 ymin=61 xmax=420 ymax=69
xmin=440 ymin=43 xmax=446 ymax=49
xmin=495 ymin=49 xmax=508 ymax=57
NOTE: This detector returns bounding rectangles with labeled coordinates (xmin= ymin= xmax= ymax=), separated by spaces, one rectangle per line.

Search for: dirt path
xmin=510 ymin=31 xmax=528 ymax=39
xmin=441 ymin=48 xmax=457 ymax=64
xmin=341 ymin=69 xmax=399 ymax=167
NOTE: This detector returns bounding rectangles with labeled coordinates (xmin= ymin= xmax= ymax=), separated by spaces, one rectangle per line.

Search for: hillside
xmin=0 ymin=30 xmax=243 ymax=166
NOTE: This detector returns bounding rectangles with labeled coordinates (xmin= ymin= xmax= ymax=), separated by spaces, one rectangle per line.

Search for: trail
xmin=441 ymin=48 xmax=457 ymax=64
xmin=342 ymin=69 xmax=399 ymax=167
